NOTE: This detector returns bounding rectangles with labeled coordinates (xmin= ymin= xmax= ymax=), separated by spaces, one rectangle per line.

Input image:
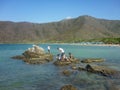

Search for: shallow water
xmin=0 ymin=44 xmax=120 ymax=90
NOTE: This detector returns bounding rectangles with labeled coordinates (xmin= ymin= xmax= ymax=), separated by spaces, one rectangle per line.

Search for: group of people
xmin=47 ymin=46 xmax=74 ymax=61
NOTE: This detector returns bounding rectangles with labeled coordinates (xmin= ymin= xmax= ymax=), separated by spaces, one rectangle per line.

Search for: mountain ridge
xmin=0 ymin=15 xmax=120 ymax=43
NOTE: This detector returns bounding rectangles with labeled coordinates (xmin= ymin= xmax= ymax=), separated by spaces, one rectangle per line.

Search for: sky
xmin=0 ymin=0 xmax=120 ymax=23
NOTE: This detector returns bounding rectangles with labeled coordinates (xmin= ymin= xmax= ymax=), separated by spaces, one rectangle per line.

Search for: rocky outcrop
xmin=81 ymin=58 xmax=105 ymax=63
xmin=60 ymin=85 xmax=78 ymax=90
xmin=54 ymin=58 xmax=80 ymax=66
xmin=78 ymin=64 xmax=120 ymax=78
xmin=12 ymin=45 xmax=53 ymax=64
xmin=23 ymin=53 xmax=53 ymax=64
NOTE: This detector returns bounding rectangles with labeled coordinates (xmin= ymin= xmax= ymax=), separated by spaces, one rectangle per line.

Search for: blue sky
xmin=0 ymin=0 xmax=120 ymax=23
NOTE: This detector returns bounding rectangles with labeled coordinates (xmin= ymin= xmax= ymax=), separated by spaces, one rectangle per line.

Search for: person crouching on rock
xmin=57 ymin=47 xmax=65 ymax=61
xmin=56 ymin=54 xmax=61 ymax=60
xmin=68 ymin=52 xmax=74 ymax=59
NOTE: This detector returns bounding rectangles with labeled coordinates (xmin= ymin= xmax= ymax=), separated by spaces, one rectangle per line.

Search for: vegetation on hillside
xmin=0 ymin=15 xmax=120 ymax=44
xmin=101 ymin=38 xmax=120 ymax=44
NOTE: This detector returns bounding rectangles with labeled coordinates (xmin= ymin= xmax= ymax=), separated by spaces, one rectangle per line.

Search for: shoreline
xmin=0 ymin=43 xmax=120 ymax=47
xmin=69 ymin=43 xmax=120 ymax=47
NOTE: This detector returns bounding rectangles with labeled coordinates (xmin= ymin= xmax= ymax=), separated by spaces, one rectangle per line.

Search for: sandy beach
xmin=66 ymin=43 xmax=120 ymax=47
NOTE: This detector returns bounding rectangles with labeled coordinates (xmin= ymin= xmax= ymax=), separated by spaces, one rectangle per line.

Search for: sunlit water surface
xmin=0 ymin=44 xmax=120 ymax=90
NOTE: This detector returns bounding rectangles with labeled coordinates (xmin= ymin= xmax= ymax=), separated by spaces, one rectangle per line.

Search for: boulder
xmin=60 ymin=85 xmax=78 ymax=90
xmin=27 ymin=45 xmax=45 ymax=54
xmin=81 ymin=58 xmax=105 ymax=63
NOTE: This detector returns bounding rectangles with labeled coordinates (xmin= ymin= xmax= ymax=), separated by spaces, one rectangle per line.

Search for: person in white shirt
xmin=47 ymin=46 xmax=51 ymax=53
xmin=57 ymin=47 xmax=65 ymax=60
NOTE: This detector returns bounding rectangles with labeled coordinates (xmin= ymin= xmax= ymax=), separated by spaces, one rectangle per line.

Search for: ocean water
xmin=0 ymin=44 xmax=120 ymax=90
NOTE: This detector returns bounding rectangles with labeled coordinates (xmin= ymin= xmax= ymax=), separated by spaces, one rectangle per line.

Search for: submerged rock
xmin=12 ymin=45 xmax=53 ymax=64
xmin=60 ymin=84 xmax=78 ymax=90
xmin=85 ymin=64 xmax=119 ymax=77
xmin=78 ymin=64 xmax=120 ymax=78
xmin=63 ymin=70 xmax=72 ymax=76
xmin=81 ymin=58 xmax=105 ymax=63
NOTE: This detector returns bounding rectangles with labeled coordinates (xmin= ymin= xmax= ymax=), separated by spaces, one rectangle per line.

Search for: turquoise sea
xmin=0 ymin=44 xmax=120 ymax=90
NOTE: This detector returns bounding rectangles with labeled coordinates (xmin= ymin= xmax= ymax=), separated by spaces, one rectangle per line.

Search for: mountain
xmin=0 ymin=15 xmax=120 ymax=43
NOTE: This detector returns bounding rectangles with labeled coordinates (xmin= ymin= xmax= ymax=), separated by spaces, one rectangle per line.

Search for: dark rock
xmin=60 ymin=84 xmax=78 ymax=90
xmin=81 ymin=58 xmax=105 ymax=63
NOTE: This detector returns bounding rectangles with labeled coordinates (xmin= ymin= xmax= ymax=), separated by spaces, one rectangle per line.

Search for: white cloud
xmin=65 ymin=16 xmax=72 ymax=19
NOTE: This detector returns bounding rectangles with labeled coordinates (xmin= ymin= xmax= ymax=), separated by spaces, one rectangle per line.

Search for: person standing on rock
xmin=47 ymin=46 xmax=51 ymax=53
xmin=57 ymin=47 xmax=65 ymax=60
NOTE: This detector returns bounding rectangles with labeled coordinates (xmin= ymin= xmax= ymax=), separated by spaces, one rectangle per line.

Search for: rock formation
xmin=12 ymin=45 xmax=53 ymax=64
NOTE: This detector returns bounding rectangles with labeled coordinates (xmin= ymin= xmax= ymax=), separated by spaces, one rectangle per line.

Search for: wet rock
xmin=81 ymin=58 xmax=105 ymax=63
xmin=60 ymin=84 xmax=78 ymax=90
